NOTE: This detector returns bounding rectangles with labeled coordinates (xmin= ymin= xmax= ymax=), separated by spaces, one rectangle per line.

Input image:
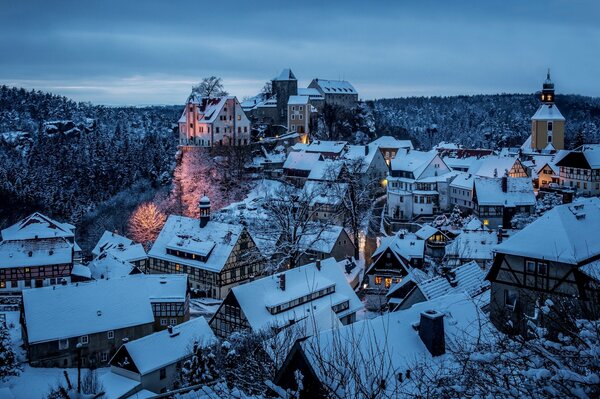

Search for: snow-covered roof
xmin=372 ymin=231 xmax=425 ymax=262
xmin=283 ymin=151 xmax=323 ymax=171
xmin=105 ymin=242 xmax=147 ymax=263
xmin=100 ymin=372 xmax=141 ymax=399
xmin=300 ymin=293 xmax=486 ymax=397
xmin=298 ymin=225 xmax=346 ymax=254
xmin=307 ymin=159 xmax=343 ymax=181
xmin=463 ymin=217 xmax=487 ymax=231
xmin=88 ymin=252 xmax=137 ymax=280
xmin=149 ymin=215 xmax=244 ymax=273
xmin=414 ymin=261 xmax=490 ymax=301
xmin=288 ymin=95 xmax=309 ymax=105
xmin=531 ymin=104 xmax=565 ymax=121
xmin=71 ymin=263 xmax=91 ymax=279
xmin=92 ymin=231 xmax=133 ymax=257
xmin=23 ymin=278 xmax=155 ymax=344
xmin=303 ymin=180 xmax=347 ymax=206
xmin=415 ymin=225 xmax=441 ymax=240
xmin=342 ymin=145 xmax=381 ymax=172
xmin=227 ymin=258 xmax=362 ymax=332
xmin=115 ymin=317 xmax=216 ymax=375
xmin=292 ymin=140 xmax=348 ymax=155
xmin=495 ymin=198 xmax=600 ymax=264
xmin=474 ymin=177 xmax=535 ymax=206
xmin=185 ymin=96 xmax=241 ymax=124
xmin=580 ymin=259 xmax=600 ymax=281
xmin=0 ymin=238 xmax=73 ymax=268
xmin=390 ymin=150 xmax=438 ymax=178
xmin=1 ymin=212 xmax=75 ymax=241
xmin=386 ymin=268 xmax=430 ymax=298
xmin=297 ymin=87 xmax=324 ymax=99
xmin=311 ymin=79 xmax=357 ymax=94
xmin=444 ymin=156 xmax=479 ymax=171
xmin=467 ymin=155 xmax=519 ymax=178
xmin=449 ymin=172 xmax=475 ymax=190
xmin=370 ymin=136 xmax=414 ymax=150
xmin=576 ymin=145 xmax=600 ymax=168
xmin=274 ymin=68 xmax=296 ymax=81
xmin=445 ymin=230 xmax=498 ymax=261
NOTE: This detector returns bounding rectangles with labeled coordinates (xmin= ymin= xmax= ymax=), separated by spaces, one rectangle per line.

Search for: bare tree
xmin=254 ymin=182 xmax=340 ymax=271
xmin=192 ymin=76 xmax=228 ymax=98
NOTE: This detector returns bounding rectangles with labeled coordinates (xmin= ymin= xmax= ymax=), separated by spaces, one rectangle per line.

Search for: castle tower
xmin=199 ymin=195 xmax=211 ymax=228
xmin=530 ymin=70 xmax=565 ymax=151
xmin=272 ymin=68 xmax=298 ymax=126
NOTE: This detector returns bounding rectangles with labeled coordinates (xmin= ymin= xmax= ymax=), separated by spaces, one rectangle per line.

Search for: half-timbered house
xmin=487 ymin=198 xmax=600 ymax=336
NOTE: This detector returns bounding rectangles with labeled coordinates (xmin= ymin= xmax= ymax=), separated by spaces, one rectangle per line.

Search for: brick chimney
xmin=418 ymin=310 xmax=445 ymax=356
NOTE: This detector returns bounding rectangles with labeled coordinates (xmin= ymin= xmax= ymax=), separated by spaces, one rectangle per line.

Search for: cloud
xmin=0 ymin=0 xmax=598 ymax=104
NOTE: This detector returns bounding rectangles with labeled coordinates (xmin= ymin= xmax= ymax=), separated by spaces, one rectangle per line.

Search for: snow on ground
xmin=0 ymin=310 xmax=109 ymax=399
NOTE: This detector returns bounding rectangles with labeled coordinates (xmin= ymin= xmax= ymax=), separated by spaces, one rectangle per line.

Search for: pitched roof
xmin=531 ymin=104 xmax=565 ymax=121
xmin=467 ymin=155 xmax=520 ymax=178
xmin=149 ymin=215 xmax=245 ymax=273
xmin=88 ymin=252 xmax=137 ymax=280
xmin=311 ymin=79 xmax=357 ymax=94
xmin=450 ymin=172 xmax=475 ymax=190
xmin=0 ymin=238 xmax=73 ymax=268
xmin=288 ymin=95 xmax=309 ymax=105
xmin=92 ymin=231 xmax=133 ymax=257
xmin=370 ymin=136 xmax=414 ymax=150
xmin=299 ymin=293 xmax=485 ymax=397
xmin=445 ymin=230 xmax=498 ymax=261
xmin=556 ymin=145 xmax=600 ymax=169
xmin=23 ymin=278 xmax=155 ymax=343
xmin=495 ymin=198 xmax=600 ymax=264
xmin=414 ymin=261 xmax=490 ymax=301
xmin=307 ymin=159 xmax=343 ymax=181
xmin=474 ymin=177 xmax=535 ymax=206
xmin=372 ymin=231 xmax=425 ymax=261
xmin=274 ymin=68 xmax=296 ymax=81
xmin=298 ymin=225 xmax=347 ymax=254
xmin=390 ymin=150 xmax=439 ymax=179
xmin=1 ymin=212 xmax=75 ymax=241
xmin=292 ymin=140 xmax=348 ymax=155
xmin=115 ymin=317 xmax=216 ymax=375
xmin=283 ymin=151 xmax=323 ymax=171
xmin=227 ymin=258 xmax=362 ymax=332
xmin=415 ymin=224 xmax=441 ymax=240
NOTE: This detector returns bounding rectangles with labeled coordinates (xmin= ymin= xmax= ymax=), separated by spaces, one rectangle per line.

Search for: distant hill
xmin=370 ymin=93 xmax=600 ymax=149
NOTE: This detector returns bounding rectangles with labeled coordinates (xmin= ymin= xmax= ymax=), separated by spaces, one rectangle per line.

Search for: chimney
xmin=167 ymin=325 xmax=173 ymax=335
xmin=198 ymin=195 xmax=211 ymax=228
xmin=365 ymin=145 xmax=369 ymax=156
xmin=497 ymin=226 xmax=504 ymax=243
xmin=279 ymin=274 xmax=286 ymax=291
xmin=501 ymin=176 xmax=508 ymax=193
xmin=316 ymin=259 xmax=321 ymax=271
xmin=418 ymin=310 xmax=445 ymax=356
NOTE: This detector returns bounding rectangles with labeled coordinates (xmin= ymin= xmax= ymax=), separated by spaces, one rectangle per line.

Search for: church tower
xmin=530 ymin=70 xmax=565 ymax=151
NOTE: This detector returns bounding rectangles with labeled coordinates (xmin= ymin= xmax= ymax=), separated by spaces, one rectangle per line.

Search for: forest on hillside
xmin=370 ymin=94 xmax=600 ymax=149
xmin=0 ymin=86 xmax=180 ymax=249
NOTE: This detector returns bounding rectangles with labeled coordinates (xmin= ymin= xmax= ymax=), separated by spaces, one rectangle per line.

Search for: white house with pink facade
xmin=178 ymin=94 xmax=252 ymax=147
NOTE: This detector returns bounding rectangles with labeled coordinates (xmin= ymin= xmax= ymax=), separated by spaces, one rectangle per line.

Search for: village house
xmin=148 ymin=196 xmax=265 ymax=299
xmin=104 ymin=317 xmax=216 ymax=397
xmin=303 ymin=180 xmax=347 ymax=225
xmin=308 ymin=78 xmax=358 ymax=108
xmin=178 ymin=95 xmax=251 ymax=147
xmin=209 ymin=258 xmax=362 ymax=338
xmin=297 ymin=225 xmax=356 ymax=266
xmin=555 ymin=144 xmax=600 ymax=196
xmin=449 ymin=172 xmax=475 ymax=210
xmin=291 ymin=140 xmax=348 ymax=160
xmin=92 ymin=230 xmax=148 ymax=271
xmin=0 ymin=213 xmax=81 ymax=292
xmin=414 ymin=224 xmax=451 ymax=258
xmin=487 ymin=198 xmax=600 ymax=336
xmin=287 ymin=95 xmax=317 ymax=142
xmin=21 ymin=274 xmax=188 ymax=368
xmin=274 ymin=293 xmax=484 ymax=398
xmin=467 ymin=155 xmax=528 ymax=179
xmin=386 ymin=150 xmax=456 ymax=221
xmin=342 ymin=144 xmax=389 ymax=190
xmin=364 ymin=231 xmax=425 ymax=309
xmin=87 ymin=252 xmax=142 ymax=280
xmin=369 ymin=136 xmax=414 ymax=166
xmin=282 ymin=151 xmax=323 ymax=186
xmin=387 ymin=261 xmax=490 ymax=311
xmin=444 ymin=227 xmax=499 ymax=268
xmin=472 ymin=176 xmax=536 ymax=229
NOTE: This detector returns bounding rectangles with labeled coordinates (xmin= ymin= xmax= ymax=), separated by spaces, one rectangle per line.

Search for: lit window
xmin=175 ymin=264 xmax=180 ymax=272
xmin=483 ymin=219 xmax=489 ymax=226
xmin=375 ymin=276 xmax=382 ymax=285
xmin=0 ymin=281 xmax=5 ymax=289
xmin=384 ymin=278 xmax=392 ymax=288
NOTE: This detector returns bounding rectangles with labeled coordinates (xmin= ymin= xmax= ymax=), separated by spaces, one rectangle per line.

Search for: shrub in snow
xmin=0 ymin=325 xmax=19 ymax=381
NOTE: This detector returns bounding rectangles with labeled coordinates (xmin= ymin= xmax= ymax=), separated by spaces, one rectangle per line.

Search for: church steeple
xmin=540 ymin=69 xmax=555 ymax=104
